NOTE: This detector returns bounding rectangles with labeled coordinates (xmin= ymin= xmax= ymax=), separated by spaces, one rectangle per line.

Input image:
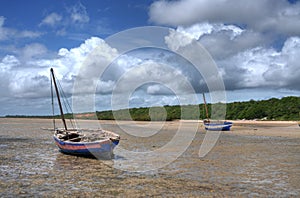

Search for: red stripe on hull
xmin=54 ymin=137 xmax=112 ymax=151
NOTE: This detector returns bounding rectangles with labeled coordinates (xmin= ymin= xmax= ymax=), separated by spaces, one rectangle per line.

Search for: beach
xmin=0 ymin=118 xmax=299 ymax=197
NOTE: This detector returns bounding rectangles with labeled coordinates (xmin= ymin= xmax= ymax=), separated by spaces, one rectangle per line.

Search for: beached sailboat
xmin=50 ymin=68 xmax=120 ymax=158
xmin=202 ymin=93 xmax=233 ymax=131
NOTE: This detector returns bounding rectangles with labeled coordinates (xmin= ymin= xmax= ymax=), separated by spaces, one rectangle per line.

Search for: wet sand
xmin=0 ymin=118 xmax=299 ymax=197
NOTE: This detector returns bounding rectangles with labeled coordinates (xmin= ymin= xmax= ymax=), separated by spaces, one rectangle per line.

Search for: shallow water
xmin=0 ymin=118 xmax=299 ymax=197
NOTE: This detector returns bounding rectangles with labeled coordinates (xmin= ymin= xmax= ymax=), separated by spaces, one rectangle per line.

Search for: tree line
xmin=5 ymin=96 xmax=300 ymax=121
xmin=96 ymin=96 xmax=300 ymax=121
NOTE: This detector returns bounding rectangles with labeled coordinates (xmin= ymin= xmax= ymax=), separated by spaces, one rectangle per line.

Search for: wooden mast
xmin=202 ymin=93 xmax=209 ymax=122
xmin=50 ymin=68 xmax=68 ymax=131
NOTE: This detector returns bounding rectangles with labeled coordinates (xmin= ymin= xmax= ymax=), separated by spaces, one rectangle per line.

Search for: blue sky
xmin=0 ymin=0 xmax=300 ymax=116
xmin=0 ymin=0 xmax=152 ymax=51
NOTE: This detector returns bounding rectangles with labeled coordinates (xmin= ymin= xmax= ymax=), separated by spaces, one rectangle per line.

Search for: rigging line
xmin=55 ymin=75 xmax=78 ymax=130
xmin=50 ymin=72 xmax=56 ymax=130
xmin=56 ymin=78 xmax=74 ymax=128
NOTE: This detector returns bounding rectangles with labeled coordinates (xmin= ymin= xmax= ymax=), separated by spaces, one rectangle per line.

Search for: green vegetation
xmin=5 ymin=96 xmax=300 ymax=121
xmin=96 ymin=96 xmax=300 ymax=121
xmin=226 ymin=97 xmax=300 ymax=120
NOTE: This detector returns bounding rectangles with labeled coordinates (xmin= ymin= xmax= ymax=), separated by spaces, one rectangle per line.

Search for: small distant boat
xmin=50 ymin=68 xmax=120 ymax=158
xmin=203 ymin=119 xmax=233 ymax=131
xmin=202 ymin=93 xmax=233 ymax=131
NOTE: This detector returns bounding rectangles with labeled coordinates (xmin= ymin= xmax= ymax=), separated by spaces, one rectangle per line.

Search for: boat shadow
xmin=53 ymin=151 xmax=118 ymax=172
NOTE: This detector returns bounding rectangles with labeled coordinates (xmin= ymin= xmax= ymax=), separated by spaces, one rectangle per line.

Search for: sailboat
xmin=50 ymin=68 xmax=120 ymax=158
xmin=202 ymin=93 xmax=233 ymax=131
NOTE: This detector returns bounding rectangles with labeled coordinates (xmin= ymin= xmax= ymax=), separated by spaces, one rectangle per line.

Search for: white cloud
xmin=1 ymin=29 xmax=299 ymax=115
xmin=0 ymin=37 xmax=117 ymax=101
xmin=0 ymin=36 xmax=120 ymax=116
xmin=117 ymin=61 xmax=188 ymax=94
xmin=0 ymin=16 xmax=4 ymax=26
xmin=263 ymin=37 xmax=300 ymax=89
xmin=201 ymin=28 xmax=266 ymax=59
xmin=56 ymin=28 xmax=67 ymax=36
xmin=218 ymin=37 xmax=300 ymax=91
xmin=176 ymin=23 xmax=244 ymax=41
xmin=149 ymin=0 xmax=271 ymax=26
xmin=21 ymin=43 xmax=48 ymax=60
xmin=225 ymin=47 xmax=279 ymax=88
xmin=165 ymin=23 xmax=256 ymax=58
xmin=68 ymin=2 xmax=90 ymax=24
xmin=163 ymin=23 xmax=300 ymax=92
xmin=108 ymin=59 xmax=198 ymax=110
xmin=18 ymin=30 xmax=42 ymax=38
xmin=40 ymin=12 xmax=62 ymax=27
xmin=1 ymin=55 xmax=20 ymax=68
xmin=55 ymin=36 xmax=116 ymax=79
xmin=147 ymin=84 xmax=161 ymax=95
xmin=149 ymin=0 xmax=300 ymax=36
xmin=253 ymin=2 xmax=300 ymax=36
xmin=54 ymin=36 xmax=119 ymax=101
xmin=0 ymin=16 xmax=42 ymax=41
xmin=0 ymin=16 xmax=9 ymax=40
xmin=0 ymin=54 xmax=49 ymax=99
xmin=129 ymin=92 xmax=180 ymax=108
xmin=38 ymin=3 xmax=90 ymax=36
xmin=8 ymin=72 xmax=49 ymax=98
xmin=165 ymin=28 xmax=195 ymax=51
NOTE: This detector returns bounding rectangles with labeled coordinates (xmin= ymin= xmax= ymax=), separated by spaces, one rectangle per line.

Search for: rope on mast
xmin=56 ymin=77 xmax=76 ymax=130
xmin=50 ymin=73 xmax=56 ymax=131
xmin=203 ymin=93 xmax=210 ymax=122
xmin=50 ymin=68 xmax=68 ymax=131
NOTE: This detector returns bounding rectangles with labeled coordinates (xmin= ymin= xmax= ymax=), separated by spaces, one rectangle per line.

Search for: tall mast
xmin=50 ymin=68 xmax=67 ymax=131
xmin=202 ymin=93 xmax=209 ymax=121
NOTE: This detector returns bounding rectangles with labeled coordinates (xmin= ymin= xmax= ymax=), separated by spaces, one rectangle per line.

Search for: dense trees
xmin=6 ymin=96 xmax=300 ymax=121
xmin=95 ymin=96 xmax=300 ymax=121
xmin=225 ymin=97 xmax=300 ymax=120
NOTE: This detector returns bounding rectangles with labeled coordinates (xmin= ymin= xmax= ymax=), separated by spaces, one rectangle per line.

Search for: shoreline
xmin=1 ymin=117 xmax=299 ymax=138
xmin=1 ymin=117 xmax=298 ymax=123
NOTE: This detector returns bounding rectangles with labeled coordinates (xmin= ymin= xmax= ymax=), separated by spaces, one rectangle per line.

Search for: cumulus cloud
xmin=171 ymin=23 xmax=268 ymax=59
xmin=0 ymin=36 xmax=121 ymax=115
xmin=1 ymin=28 xmax=299 ymax=115
xmin=0 ymin=37 xmax=114 ymax=101
xmin=21 ymin=43 xmax=48 ymax=61
xmin=0 ymin=55 xmax=19 ymax=96
xmin=217 ymin=37 xmax=300 ymax=91
xmin=0 ymin=44 xmax=50 ymax=100
xmin=163 ymin=23 xmax=300 ymax=92
xmin=149 ymin=0 xmax=300 ymax=36
xmin=0 ymin=55 xmax=48 ymax=99
xmin=113 ymin=61 xmax=191 ymax=94
xmin=165 ymin=23 xmax=258 ymax=54
xmin=176 ymin=23 xmax=244 ymax=41
xmin=263 ymin=37 xmax=300 ymax=90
